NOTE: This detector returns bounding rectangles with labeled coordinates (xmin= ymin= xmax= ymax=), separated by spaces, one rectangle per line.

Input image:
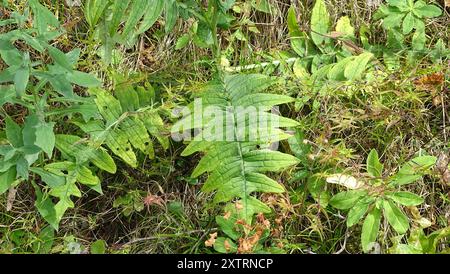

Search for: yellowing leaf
xmin=326 ymin=174 xmax=365 ymax=189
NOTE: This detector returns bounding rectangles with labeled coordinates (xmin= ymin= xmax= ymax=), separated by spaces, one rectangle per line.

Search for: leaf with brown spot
xmin=205 ymin=232 xmax=217 ymax=247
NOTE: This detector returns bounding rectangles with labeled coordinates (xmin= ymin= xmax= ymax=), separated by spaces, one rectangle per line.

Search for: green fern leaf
xmin=175 ymin=73 xmax=299 ymax=219
xmin=73 ymin=87 xmax=168 ymax=168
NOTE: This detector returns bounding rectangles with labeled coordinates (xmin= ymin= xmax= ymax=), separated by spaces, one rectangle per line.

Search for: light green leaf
xmin=35 ymin=121 xmax=55 ymax=157
xmin=0 ymin=167 xmax=17 ymax=195
xmin=344 ymin=52 xmax=374 ymax=80
xmin=347 ymin=197 xmax=374 ymax=227
xmin=175 ymin=34 xmax=191 ymax=50
xmin=90 ymin=239 xmax=107 ymax=254
xmin=136 ymin=0 xmax=164 ymax=35
xmin=311 ymin=0 xmax=330 ymax=48
xmin=366 ymin=149 xmax=383 ymax=177
xmin=164 ymin=0 xmax=178 ymax=33
xmin=402 ymin=12 xmax=415 ymax=34
xmin=416 ymin=5 xmax=442 ymax=18
xmin=361 ymin=206 xmax=381 ymax=253
xmin=329 ymin=189 xmax=367 ymax=210
xmin=6 ymin=117 xmax=23 ymax=148
xmin=391 ymin=155 xmax=436 ymax=186
xmin=14 ymin=66 xmax=29 ymax=96
xmin=335 ymin=16 xmax=355 ymax=38
xmin=47 ymin=46 xmax=73 ymax=71
xmin=66 ymin=71 xmax=101 ymax=88
xmin=383 ymin=199 xmax=410 ymax=234
xmin=386 ymin=191 xmax=424 ymax=206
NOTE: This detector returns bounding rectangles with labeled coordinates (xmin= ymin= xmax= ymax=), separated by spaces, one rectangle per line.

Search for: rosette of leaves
xmin=327 ymin=149 xmax=436 ymax=253
xmin=73 ymin=85 xmax=169 ymax=168
xmin=172 ymin=73 xmax=300 ymax=252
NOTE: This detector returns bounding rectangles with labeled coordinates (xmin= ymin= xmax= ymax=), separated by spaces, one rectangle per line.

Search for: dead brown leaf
xmin=143 ymin=193 xmax=165 ymax=208
xmin=204 ymin=232 xmax=218 ymax=247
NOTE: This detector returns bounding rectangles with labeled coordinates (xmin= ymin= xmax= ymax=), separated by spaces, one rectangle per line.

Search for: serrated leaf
xmin=55 ymin=134 xmax=116 ymax=174
xmin=47 ymin=46 xmax=73 ymax=71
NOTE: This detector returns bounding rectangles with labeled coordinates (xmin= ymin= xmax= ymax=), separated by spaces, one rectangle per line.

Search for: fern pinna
xmin=173 ymin=73 xmax=299 ymax=252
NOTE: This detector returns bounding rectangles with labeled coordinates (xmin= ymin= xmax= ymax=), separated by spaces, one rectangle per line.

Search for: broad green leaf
xmin=164 ymin=0 xmax=178 ymax=33
xmin=386 ymin=191 xmax=424 ymax=206
xmin=344 ymin=52 xmax=374 ymax=80
xmin=35 ymin=121 xmax=55 ymax=157
xmin=335 ymin=16 xmax=355 ymax=38
xmin=214 ymin=237 xmax=237 ymax=253
xmin=55 ymin=134 xmax=117 ymax=174
xmin=287 ymin=129 xmax=311 ymax=163
xmin=402 ymin=12 xmax=415 ymax=34
xmin=328 ymin=56 xmax=354 ymax=81
xmin=391 ymin=155 xmax=436 ymax=186
xmin=66 ymin=71 xmax=101 ymax=88
xmin=416 ymin=4 xmax=442 ymax=18
xmin=90 ymin=239 xmax=107 ymax=254
xmin=175 ymin=34 xmax=191 ymax=50
xmin=49 ymin=179 xmax=82 ymax=224
xmin=329 ymin=189 xmax=367 ymax=210
xmin=29 ymin=0 xmax=60 ymax=37
xmin=382 ymin=12 xmax=405 ymax=29
xmin=47 ymin=46 xmax=73 ymax=71
xmin=0 ymin=167 xmax=17 ymax=195
xmin=347 ymin=197 xmax=374 ymax=227
xmin=109 ymin=0 xmax=131 ymax=36
xmin=310 ymin=0 xmax=330 ymax=48
xmin=412 ymin=27 xmax=426 ymax=50
xmin=383 ymin=199 xmax=410 ymax=234
xmin=33 ymin=183 xmax=59 ymax=230
xmin=33 ymin=226 xmax=54 ymax=254
xmin=121 ymin=0 xmax=147 ymax=41
xmin=361 ymin=207 xmax=381 ymax=253
xmin=6 ymin=117 xmax=23 ymax=148
xmin=287 ymin=6 xmax=310 ymax=57
xmin=366 ymin=149 xmax=383 ymax=177
xmin=14 ymin=66 xmax=29 ymax=96
xmin=136 ymin=0 xmax=164 ymax=35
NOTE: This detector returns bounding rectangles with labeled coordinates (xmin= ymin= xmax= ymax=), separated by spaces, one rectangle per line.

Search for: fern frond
xmin=176 ymin=73 xmax=300 ymax=219
xmin=74 ymin=87 xmax=168 ymax=168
